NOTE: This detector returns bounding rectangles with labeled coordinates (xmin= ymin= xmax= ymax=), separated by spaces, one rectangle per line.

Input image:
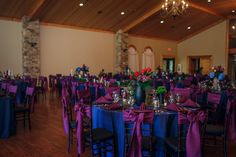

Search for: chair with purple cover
xmin=75 ymin=103 xmax=115 ymax=157
xmin=76 ymin=89 xmax=91 ymax=105
xmin=14 ymin=87 xmax=34 ymax=130
xmin=206 ymin=92 xmax=222 ymax=124
xmin=202 ymin=99 xmax=233 ymax=157
xmin=123 ymin=109 xmax=154 ymax=157
xmin=165 ymin=109 xmax=206 ymax=157
xmin=8 ymin=84 xmax=18 ymax=105
xmin=61 ymin=87 xmax=77 ymax=153
xmin=172 ymin=87 xmax=192 ymax=99
xmin=1 ymin=82 xmax=7 ymax=93
xmin=37 ymin=76 xmax=48 ymax=99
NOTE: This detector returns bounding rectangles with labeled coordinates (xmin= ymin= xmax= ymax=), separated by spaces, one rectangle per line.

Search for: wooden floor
xmin=0 ymin=92 xmax=236 ymax=157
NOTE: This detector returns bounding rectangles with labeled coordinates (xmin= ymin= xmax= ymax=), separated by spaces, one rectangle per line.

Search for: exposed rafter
xmin=27 ymin=0 xmax=46 ymax=19
xmin=123 ymin=3 xmax=162 ymax=32
xmin=189 ymin=2 xmax=225 ymax=19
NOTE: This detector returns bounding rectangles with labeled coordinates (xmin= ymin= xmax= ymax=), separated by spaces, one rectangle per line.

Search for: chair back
xmin=123 ymin=109 xmax=154 ymax=157
xmin=172 ymin=88 xmax=192 ymax=99
xmin=207 ymin=92 xmax=221 ymax=108
xmin=178 ymin=110 xmax=206 ymax=157
xmin=25 ymin=87 xmax=35 ymax=109
xmin=76 ymin=89 xmax=91 ymax=104
xmin=8 ymin=85 xmax=18 ymax=94
xmin=1 ymin=82 xmax=7 ymax=90
xmin=61 ymin=90 xmax=70 ymax=135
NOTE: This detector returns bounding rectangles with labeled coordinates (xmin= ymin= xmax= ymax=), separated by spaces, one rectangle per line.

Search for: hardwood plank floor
xmin=0 ymin=92 xmax=235 ymax=157
xmin=0 ymin=93 xmax=89 ymax=157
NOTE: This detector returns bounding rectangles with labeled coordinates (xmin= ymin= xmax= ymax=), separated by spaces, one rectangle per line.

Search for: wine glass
xmin=175 ymin=93 xmax=181 ymax=105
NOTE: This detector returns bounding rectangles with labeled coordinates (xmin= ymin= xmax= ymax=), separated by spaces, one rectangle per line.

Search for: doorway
xmin=188 ymin=56 xmax=212 ymax=75
xmin=228 ymin=54 xmax=236 ymax=80
xmin=163 ymin=58 xmax=175 ymax=73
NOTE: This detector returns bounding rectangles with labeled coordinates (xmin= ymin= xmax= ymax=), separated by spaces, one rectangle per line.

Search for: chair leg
xmin=224 ymin=136 xmax=227 ymax=157
xmin=28 ymin=113 xmax=31 ymax=130
xmin=67 ymin=129 xmax=71 ymax=153
xmin=112 ymin=138 xmax=115 ymax=157
xmin=23 ymin=113 xmax=26 ymax=129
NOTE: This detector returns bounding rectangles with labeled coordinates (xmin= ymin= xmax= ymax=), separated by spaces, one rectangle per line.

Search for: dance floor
xmin=0 ymin=92 xmax=235 ymax=157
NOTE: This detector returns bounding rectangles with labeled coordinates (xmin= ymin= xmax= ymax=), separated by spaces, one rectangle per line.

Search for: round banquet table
xmin=0 ymin=96 xmax=15 ymax=138
xmin=92 ymin=105 xmax=178 ymax=157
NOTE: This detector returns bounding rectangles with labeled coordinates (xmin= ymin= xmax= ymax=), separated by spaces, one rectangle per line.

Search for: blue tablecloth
xmin=0 ymin=97 xmax=15 ymax=138
xmin=92 ymin=106 xmax=178 ymax=157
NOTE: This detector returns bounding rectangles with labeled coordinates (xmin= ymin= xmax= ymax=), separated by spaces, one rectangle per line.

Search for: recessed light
xmin=187 ymin=26 xmax=191 ymax=30
xmin=207 ymin=0 xmax=211 ymax=3
xmin=79 ymin=2 xmax=83 ymax=6
xmin=232 ymin=10 xmax=235 ymax=13
xmin=232 ymin=25 xmax=236 ymax=30
xmin=160 ymin=20 xmax=164 ymax=24
xmin=121 ymin=11 xmax=125 ymax=15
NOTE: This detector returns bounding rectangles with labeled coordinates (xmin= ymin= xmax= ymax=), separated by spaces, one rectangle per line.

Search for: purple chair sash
xmin=123 ymin=109 xmax=154 ymax=157
xmin=74 ymin=103 xmax=91 ymax=155
xmin=61 ymin=88 xmax=69 ymax=135
xmin=227 ymin=100 xmax=236 ymax=143
xmin=180 ymin=111 xmax=206 ymax=157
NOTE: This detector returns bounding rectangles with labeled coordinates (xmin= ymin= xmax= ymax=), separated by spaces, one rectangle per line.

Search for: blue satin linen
xmin=0 ymin=97 xmax=15 ymax=138
xmin=92 ymin=106 xmax=177 ymax=157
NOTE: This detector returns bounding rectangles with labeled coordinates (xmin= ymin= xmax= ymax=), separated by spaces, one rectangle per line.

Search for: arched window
xmin=142 ymin=47 xmax=155 ymax=70
xmin=128 ymin=45 xmax=139 ymax=71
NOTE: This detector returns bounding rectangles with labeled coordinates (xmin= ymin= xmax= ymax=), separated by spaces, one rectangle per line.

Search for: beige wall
xmin=177 ymin=21 xmax=227 ymax=73
xmin=0 ymin=19 xmax=227 ymax=76
xmin=128 ymin=35 xmax=177 ymax=70
xmin=40 ymin=25 xmax=115 ymax=76
xmin=0 ymin=20 xmax=22 ymax=74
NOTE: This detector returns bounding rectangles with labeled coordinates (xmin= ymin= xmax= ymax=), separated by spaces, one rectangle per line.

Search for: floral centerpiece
xmin=209 ymin=65 xmax=225 ymax=81
xmin=156 ymin=86 xmax=167 ymax=95
xmin=156 ymin=86 xmax=167 ymax=105
xmin=129 ymin=67 xmax=153 ymax=106
xmin=129 ymin=67 xmax=152 ymax=89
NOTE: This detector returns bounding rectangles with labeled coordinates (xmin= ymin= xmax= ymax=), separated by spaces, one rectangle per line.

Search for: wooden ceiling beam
xmin=189 ymin=2 xmax=225 ymax=19
xmin=27 ymin=0 xmax=46 ymax=19
xmin=122 ymin=3 xmax=162 ymax=32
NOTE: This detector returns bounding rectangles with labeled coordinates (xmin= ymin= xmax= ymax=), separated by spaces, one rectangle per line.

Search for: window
xmin=142 ymin=47 xmax=155 ymax=70
xmin=128 ymin=45 xmax=139 ymax=71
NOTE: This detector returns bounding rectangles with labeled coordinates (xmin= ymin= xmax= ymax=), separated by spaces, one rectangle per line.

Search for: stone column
xmin=22 ymin=16 xmax=40 ymax=77
xmin=115 ymin=29 xmax=128 ymax=72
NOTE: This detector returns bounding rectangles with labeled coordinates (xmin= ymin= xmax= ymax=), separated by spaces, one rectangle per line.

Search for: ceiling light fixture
xmin=79 ymin=2 xmax=83 ymax=7
xmin=160 ymin=20 xmax=164 ymax=24
xmin=187 ymin=26 xmax=191 ymax=30
xmin=207 ymin=0 xmax=211 ymax=3
xmin=161 ymin=0 xmax=189 ymax=18
xmin=232 ymin=25 xmax=236 ymax=30
xmin=232 ymin=10 xmax=235 ymax=13
xmin=121 ymin=11 xmax=125 ymax=15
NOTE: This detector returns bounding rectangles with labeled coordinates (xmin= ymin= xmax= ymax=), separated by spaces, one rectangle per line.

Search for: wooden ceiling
xmin=0 ymin=0 xmax=235 ymax=41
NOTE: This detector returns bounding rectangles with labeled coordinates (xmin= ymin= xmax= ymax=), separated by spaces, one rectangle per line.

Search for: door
xmin=188 ymin=56 xmax=212 ymax=75
xmin=200 ymin=57 xmax=212 ymax=75
xmin=163 ymin=58 xmax=175 ymax=73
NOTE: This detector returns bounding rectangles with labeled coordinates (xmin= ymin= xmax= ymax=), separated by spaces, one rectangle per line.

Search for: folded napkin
xmin=181 ymin=99 xmax=198 ymax=107
xmin=105 ymin=103 xmax=121 ymax=110
xmin=166 ymin=103 xmax=179 ymax=111
xmin=96 ymin=96 xmax=112 ymax=104
xmin=104 ymin=93 xmax=113 ymax=101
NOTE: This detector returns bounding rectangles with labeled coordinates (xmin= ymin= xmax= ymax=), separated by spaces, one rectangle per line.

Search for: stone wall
xmin=22 ymin=16 xmax=40 ymax=77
